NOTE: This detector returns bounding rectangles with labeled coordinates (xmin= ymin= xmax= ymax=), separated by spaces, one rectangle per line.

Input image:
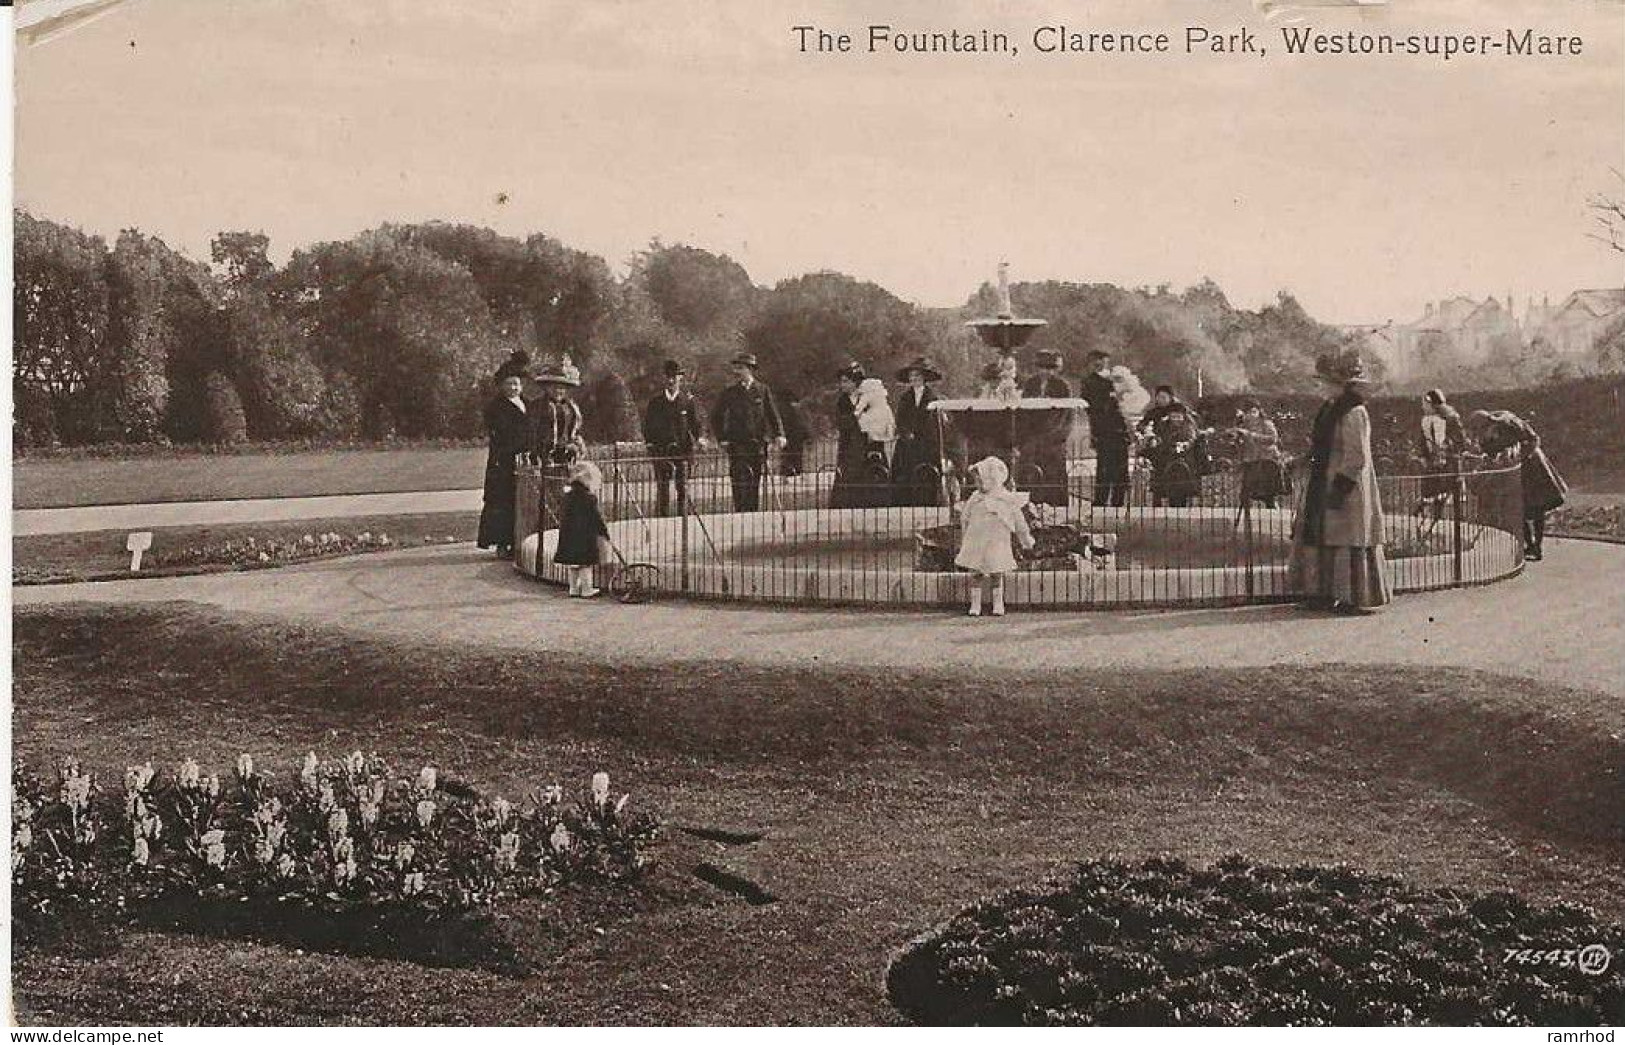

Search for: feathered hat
xmin=534 ymin=354 xmax=582 ymax=388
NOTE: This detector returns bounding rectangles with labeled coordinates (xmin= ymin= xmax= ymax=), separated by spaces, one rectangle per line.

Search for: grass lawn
xmin=11 ymin=512 xmax=478 ymax=585
xmin=12 ymin=447 xmax=487 ymax=509
xmin=11 ymin=603 xmax=1624 ymax=1026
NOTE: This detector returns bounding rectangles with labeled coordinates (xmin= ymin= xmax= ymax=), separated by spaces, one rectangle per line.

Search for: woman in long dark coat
xmin=829 ymin=362 xmax=887 ymax=509
xmin=1469 ymin=408 xmax=1567 ymax=561
xmin=891 ymin=356 xmax=944 ymax=507
xmin=477 ymin=351 xmax=533 ymax=556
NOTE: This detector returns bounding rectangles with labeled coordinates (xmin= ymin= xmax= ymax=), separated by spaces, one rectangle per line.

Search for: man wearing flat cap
xmin=710 ymin=351 xmax=785 ymax=512
xmin=642 ymin=360 xmax=704 ymax=517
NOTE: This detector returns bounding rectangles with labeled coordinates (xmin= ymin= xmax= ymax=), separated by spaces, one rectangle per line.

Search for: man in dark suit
xmin=642 ymin=359 xmax=703 ymax=516
xmin=709 ymin=352 xmax=785 ymax=512
xmin=1019 ymin=348 xmax=1075 ymax=507
xmin=1079 ymin=349 xmax=1131 ymax=507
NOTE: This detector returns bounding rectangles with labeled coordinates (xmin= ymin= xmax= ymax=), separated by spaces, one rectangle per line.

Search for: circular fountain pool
xmin=519 ymin=504 xmax=1521 ymax=610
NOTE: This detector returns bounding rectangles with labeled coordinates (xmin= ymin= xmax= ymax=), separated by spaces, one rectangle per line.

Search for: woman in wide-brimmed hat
xmin=892 ymin=356 xmax=946 ymax=506
xmin=530 ymin=356 xmax=585 ymax=467
xmin=528 ymin=355 xmax=587 ymax=539
xmin=477 ymin=350 xmax=534 ymax=556
xmin=1288 ymin=350 xmax=1391 ymax=612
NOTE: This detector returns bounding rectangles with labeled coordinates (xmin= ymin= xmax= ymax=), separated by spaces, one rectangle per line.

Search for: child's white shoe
xmin=968 ymin=589 xmax=983 ymax=616
xmin=991 ymin=592 xmax=1007 ymax=616
xmin=579 ymin=587 xmax=601 ymax=599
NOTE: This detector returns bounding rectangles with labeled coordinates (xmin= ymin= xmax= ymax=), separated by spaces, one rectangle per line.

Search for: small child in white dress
xmin=955 ymin=456 xmax=1036 ymax=617
xmin=852 ymin=377 xmax=897 ymax=462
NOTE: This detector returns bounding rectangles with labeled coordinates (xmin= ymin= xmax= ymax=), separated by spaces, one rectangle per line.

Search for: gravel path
xmin=14 ymin=538 xmax=1623 ymax=699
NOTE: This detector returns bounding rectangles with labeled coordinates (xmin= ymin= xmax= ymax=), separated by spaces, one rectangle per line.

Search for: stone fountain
xmin=933 ymin=263 xmax=1086 ymax=507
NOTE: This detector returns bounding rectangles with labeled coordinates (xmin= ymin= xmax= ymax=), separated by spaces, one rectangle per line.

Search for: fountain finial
xmin=967 ymin=261 xmax=1047 ymax=353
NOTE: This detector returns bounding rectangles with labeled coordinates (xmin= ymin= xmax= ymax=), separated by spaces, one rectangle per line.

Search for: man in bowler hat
xmin=642 ymin=359 xmax=703 ymax=516
xmin=1020 ymin=348 xmax=1075 ymax=507
xmin=710 ymin=352 xmax=785 ymax=512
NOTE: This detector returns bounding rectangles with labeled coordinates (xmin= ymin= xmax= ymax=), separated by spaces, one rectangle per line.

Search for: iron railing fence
xmin=513 ymin=444 xmax=1524 ymax=609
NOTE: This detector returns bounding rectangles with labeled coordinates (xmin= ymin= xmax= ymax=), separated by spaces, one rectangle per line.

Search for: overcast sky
xmin=15 ymin=0 xmax=1625 ymax=323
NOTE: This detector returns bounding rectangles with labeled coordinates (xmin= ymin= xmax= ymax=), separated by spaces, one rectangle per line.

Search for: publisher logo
xmin=1577 ymin=944 xmax=1612 ymax=977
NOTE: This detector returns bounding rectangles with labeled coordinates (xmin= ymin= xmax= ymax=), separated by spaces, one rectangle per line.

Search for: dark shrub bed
xmin=887 ymin=856 xmax=1625 ymax=1026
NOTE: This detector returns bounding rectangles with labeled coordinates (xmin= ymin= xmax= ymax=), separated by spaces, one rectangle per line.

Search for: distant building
xmin=1534 ymin=289 xmax=1625 ymax=358
xmin=1386 ymin=289 xmax=1624 ymax=380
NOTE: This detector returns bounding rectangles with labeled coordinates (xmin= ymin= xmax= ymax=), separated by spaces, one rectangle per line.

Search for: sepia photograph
xmin=6 ymin=0 xmax=1625 ymax=1033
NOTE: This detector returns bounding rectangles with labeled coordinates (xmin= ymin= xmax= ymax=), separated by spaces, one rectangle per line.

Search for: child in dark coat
xmin=553 ymin=461 xmax=610 ymax=597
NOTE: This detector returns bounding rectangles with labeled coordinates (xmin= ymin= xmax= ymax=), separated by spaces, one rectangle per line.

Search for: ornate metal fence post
xmin=1451 ymin=470 xmax=1465 ymax=587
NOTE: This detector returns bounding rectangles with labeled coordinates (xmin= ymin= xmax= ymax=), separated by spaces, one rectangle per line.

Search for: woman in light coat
xmin=1288 ymin=351 xmax=1391 ymax=613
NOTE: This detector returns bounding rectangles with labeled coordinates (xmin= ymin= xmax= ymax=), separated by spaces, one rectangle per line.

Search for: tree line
xmin=14 ymin=210 xmax=1383 ymax=448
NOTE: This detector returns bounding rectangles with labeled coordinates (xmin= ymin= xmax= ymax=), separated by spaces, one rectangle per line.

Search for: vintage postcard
xmin=8 ymin=0 xmax=1625 ymax=1034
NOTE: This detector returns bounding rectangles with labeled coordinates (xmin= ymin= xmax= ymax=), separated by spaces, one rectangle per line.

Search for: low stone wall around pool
xmin=516 ymin=506 xmax=1523 ymax=609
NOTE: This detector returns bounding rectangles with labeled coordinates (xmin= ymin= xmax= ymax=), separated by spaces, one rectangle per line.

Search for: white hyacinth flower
xmin=318 ymin=784 xmax=337 ymax=813
xmin=418 ymin=766 xmax=438 ymax=792
xmin=416 ymin=799 xmax=436 ymax=828
xmin=177 ymin=759 xmax=201 ymax=789
xmin=125 ymin=762 xmax=155 ymax=792
xmin=346 ymin=751 xmax=366 ymax=776
xmin=204 ymin=775 xmax=221 ymax=799
xmin=63 ymin=774 xmax=93 ymax=811
xmin=133 ymin=837 xmax=150 ymax=866
xmin=300 ymin=752 xmax=320 ymax=791
xmin=327 ymin=809 xmax=349 ymax=838
xmin=276 ymin=853 xmax=296 ymax=878
xmin=591 ymin=772 xmax=611 ymax=807
xmin=201 ymin=829 xmax=226 ymax=868
xmin=394 ymin=842 xmax=415 ymax=870
xmin=236 ymin=754 xmax=254 ymax=779
xmin=491 ymin=796 xmax=512 ymax=824
xmin=550 ymin=824 xmax=573 ymax=852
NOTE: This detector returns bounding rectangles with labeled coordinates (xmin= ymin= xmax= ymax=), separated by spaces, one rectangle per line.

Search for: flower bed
xmin=149 ymin=529 xmax=461 ymax=571
xmin=1550 ymin=503 xmax=1625 ymax=544
xmin=887 ymin=856 xmax=1625 ymax=1026
xmin=915 ymin=518 xmax=1112 ymax=573
xmin=12 ymin=754 xmax=660 ymax=971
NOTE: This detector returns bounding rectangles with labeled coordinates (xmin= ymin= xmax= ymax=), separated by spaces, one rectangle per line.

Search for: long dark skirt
xmin=477 ymin=450 xmax=518 ymax=549
xmin=891 ymin=434 xmax=942 ymax=507
xmin=830 ymin=438 xmax=889 ymax=509
xmin=1520 ymin=447 xmax=1567 ymax=517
